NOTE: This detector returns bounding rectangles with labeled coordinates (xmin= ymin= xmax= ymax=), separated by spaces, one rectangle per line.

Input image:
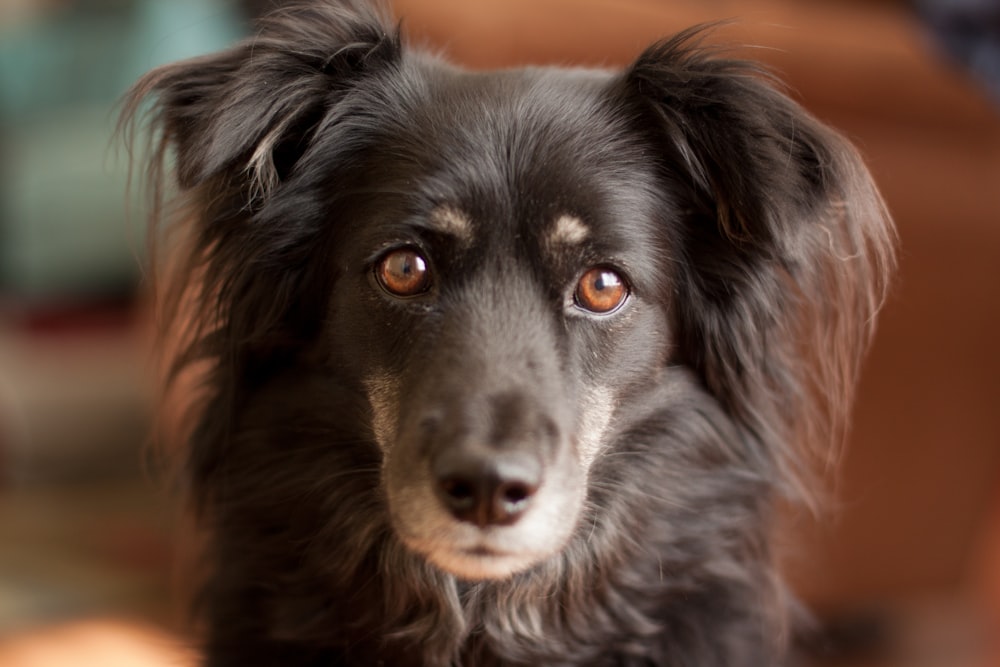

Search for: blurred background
xmin=0 ymin=0 xmax=998 ymax=665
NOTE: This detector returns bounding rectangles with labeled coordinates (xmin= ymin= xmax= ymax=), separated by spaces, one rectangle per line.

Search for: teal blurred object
xmin=0 ymin=0 xmax=245 ymax=304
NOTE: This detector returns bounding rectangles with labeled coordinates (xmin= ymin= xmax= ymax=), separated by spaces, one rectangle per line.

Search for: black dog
xmin=124 ymin=1 xmax=894 ymax=664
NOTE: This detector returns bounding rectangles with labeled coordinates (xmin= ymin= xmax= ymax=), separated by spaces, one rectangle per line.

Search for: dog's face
xmin=130 ymin=1 xmax=893 ymax=605
xmin=319 ymin=66 xmax=674 ymax=579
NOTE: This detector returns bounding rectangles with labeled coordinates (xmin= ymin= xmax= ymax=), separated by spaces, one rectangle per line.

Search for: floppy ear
xmin=126 ymin=0 xmax=399 ymax=199
xmin=121 ymin=0 xmax=400 ymax=361
xmin=120 ymin=2 xmax=401 ymax=490
xmin=626 ymin=30 xmax=895 ymax=500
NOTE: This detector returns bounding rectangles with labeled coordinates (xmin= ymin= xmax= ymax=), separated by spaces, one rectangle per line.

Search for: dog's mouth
xmin=464 ymin=545 xmax=505 ymax=557
xmin=436 ymin=549 xmax=530 ymax=581
xmin=403 ymin=531 xmax=553 ymax=581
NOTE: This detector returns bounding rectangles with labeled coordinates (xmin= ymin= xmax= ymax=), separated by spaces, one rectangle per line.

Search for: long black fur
xmin=123 ymin=2 xmax=895 ymax=665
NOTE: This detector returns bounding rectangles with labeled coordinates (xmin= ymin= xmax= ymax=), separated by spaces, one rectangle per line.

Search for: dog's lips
xmin=408 ymin=530 xmax=522 ymax=560
xmin=394 ymin=520 xmax=550 ymax=580
xmin=426 ymin=542 xmax=540 ymax=581
xmin=463 ymin=545 xmax=503 ymax=557
xmin=457 ymin=543 xmax=525 ymax=563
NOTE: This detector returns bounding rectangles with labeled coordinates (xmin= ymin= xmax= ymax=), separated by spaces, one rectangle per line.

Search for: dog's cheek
xmin=363 ymin=371 xmax=402 ymax=451
xmin=382 ymin=458 xmax=441 ymax=543
xmin=568 ymin=304 xmax=671 ymax=464
xmin=518 ymin=450 xmax=588 ymax=547
xmin=575 ymin=385 xmax=616 ymax=468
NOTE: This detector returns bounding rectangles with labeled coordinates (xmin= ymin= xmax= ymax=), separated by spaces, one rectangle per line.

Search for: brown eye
xmin=575 ymin=267 xmax=628 ymax=314
xmin=375 ymin=248 xmax=431 ymax=297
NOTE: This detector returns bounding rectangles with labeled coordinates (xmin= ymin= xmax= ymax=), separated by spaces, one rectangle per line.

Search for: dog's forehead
xmin=380 ymin=62 xmax=659 ymax=250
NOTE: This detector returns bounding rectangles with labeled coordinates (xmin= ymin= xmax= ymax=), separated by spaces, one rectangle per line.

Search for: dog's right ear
xmin=124 ymin=0 xmax=399 ymax=201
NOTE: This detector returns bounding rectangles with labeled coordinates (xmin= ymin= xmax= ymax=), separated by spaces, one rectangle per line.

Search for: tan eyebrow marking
xmin=428 ymin=207 xmax=473 ymax=242
xmin=547 ymin=214 xmax=590 ymax=246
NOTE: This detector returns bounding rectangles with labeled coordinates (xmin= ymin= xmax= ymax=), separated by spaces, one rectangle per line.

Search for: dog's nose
xmin=432 ymin=451 xmax=540 ymax=527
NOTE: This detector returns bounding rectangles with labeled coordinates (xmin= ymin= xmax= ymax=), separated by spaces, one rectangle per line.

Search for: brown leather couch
xmin=392 ymin=0 xmax=1000 ymax=619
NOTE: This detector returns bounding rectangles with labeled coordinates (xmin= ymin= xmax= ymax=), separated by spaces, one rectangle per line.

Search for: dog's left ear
xmin=625 ymin=31 xmax=895 ymax=498
xmin=119 ymin=2 xmax=404 ymax=490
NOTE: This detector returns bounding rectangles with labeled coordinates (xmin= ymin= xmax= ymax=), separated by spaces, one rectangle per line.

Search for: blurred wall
xmin=0 ymin=0 xmax=244 ymax=305
xmin=0 ymin=0 xmax=248 ymax=482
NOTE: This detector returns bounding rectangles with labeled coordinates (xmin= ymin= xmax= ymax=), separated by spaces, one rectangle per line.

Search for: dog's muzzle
xmin=379 ymin=373 xmax=587 ymax=579
xmin=373 ymin=276 xmax=590 ymax=579
xmin=383 ymin=385 xmax=584 ymax=580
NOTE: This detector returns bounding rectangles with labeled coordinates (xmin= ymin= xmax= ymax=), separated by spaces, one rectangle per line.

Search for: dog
xmin=123 ymin=1 xmax=895 ymax=664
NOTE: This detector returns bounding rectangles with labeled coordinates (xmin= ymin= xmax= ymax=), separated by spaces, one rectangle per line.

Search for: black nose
xmin=432 ymin=451 xmax=541 ymax=527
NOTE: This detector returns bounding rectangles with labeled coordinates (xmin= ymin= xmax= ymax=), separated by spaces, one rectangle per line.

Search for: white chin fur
xmin=421 ymin=546 xmax=538 ymax=581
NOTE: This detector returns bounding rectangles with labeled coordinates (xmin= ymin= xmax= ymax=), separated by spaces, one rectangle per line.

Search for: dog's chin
xmin=417 ymin=544 xmax=544 ymax=581
xmin=393 ymin=518 xmax=573 ymax=581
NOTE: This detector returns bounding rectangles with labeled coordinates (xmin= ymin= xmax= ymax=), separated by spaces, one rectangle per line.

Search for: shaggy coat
xmin=124 ymin=1 xmax=895 ymax=665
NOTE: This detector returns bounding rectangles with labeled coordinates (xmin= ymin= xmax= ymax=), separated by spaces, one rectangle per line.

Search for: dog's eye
xmin=375 ymin=248 xmax=431 ymax=297
xmin=575 ymin=267 xmax=629 ymax=314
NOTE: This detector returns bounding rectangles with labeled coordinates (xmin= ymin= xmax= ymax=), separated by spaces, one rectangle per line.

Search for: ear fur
xmin=125 ymin=0 xmax=399 ymax=199
xmin=120 ymin=1 xmax=401 ymax=492
xmin=626 ymin=29 xmax=896 ymax=502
